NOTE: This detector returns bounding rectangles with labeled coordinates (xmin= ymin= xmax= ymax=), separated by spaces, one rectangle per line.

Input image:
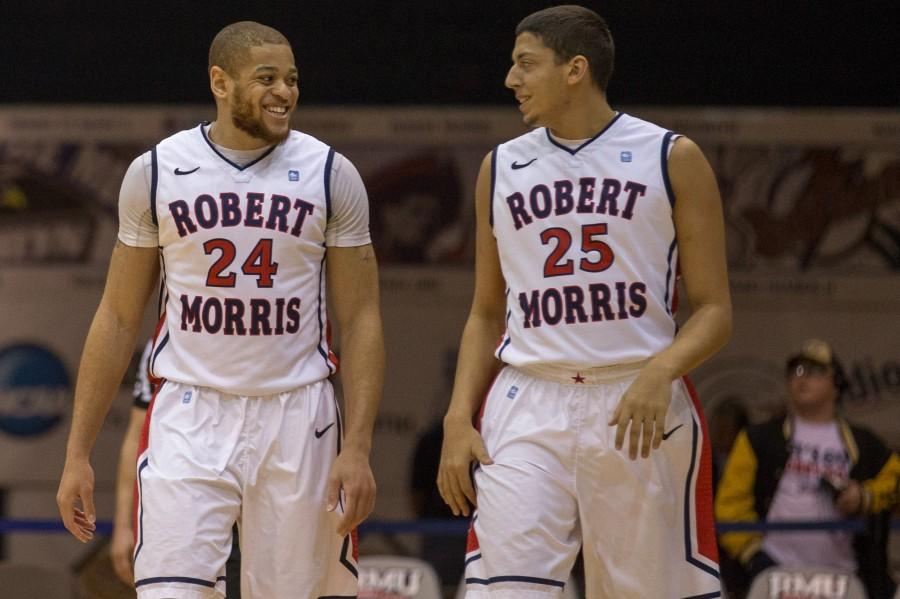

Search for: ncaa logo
xmin=0 ymin=343 xmax=70 ymax=437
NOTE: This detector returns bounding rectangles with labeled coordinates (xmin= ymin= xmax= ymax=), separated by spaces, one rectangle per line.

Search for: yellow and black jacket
xmin=715 ymin=415 xmax=899 ymax=597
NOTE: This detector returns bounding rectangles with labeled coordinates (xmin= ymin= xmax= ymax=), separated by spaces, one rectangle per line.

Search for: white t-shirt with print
xmin=763 ymin=418 xmax=856 ymax=571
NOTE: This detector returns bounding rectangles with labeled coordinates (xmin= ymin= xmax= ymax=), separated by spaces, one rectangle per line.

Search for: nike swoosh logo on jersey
xmin=661 ymin=423 xmax=684 ymax=441
xmin=511 ymin=158 xmax=537 ymax=170
xmin=174 ymin=166 xmax=200 ymax=175
xmin=314 ymin=422 xmax=335 ymax=438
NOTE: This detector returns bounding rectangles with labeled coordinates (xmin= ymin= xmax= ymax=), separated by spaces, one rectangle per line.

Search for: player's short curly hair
xmin=208 ymin=21 xmax=291 ymax=76
xmin=516 ymin=5 xmax=615 ymax=92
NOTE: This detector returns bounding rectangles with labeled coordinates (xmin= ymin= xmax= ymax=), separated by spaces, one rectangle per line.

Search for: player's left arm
xmin=610 ymin=136 xmax=732 ymax=459
xmin=325 ymin=242 xmax=385 ymax=536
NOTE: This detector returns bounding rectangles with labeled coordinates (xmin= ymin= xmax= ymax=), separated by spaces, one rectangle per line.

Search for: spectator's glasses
xmin=788 ymin=361 xmax=829 ymax=378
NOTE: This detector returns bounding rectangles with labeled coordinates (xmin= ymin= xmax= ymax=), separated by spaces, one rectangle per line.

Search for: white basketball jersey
xmin=149 ymin=125 xmax=339 ymax=395
xmin=492 ymin=113 xmax=680 ymax=369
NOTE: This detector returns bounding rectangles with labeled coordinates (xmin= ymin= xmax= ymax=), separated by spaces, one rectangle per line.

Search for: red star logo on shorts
xmin=572 ymin=373 xmax=585 ymax=384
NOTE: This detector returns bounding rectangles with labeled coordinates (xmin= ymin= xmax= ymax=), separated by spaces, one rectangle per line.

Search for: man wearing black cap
xmin=715 ymin=339 xmax=899 ymax=598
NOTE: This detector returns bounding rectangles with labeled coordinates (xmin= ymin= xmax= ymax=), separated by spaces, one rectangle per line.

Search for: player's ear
xmin=567 ymin=55 xmax=590 ymax=86
xmin=209 ymin=66 xmax=231 ymax=100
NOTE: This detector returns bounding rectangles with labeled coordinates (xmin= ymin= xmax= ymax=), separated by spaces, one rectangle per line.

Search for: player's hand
xmin=437 ymin=417 xmax=493 ymax=517
xmin=326 ymin=446 xmax=376 ymax=537
xmin=110 ymin=524 xmax=135 ymax=586
xmin=609 ymin=366 xmax=673 ymax=460
xmin=835 ymin=480 xmax=863 ymax=516
xmin=56 ymin=457 xmax=97 ymax=543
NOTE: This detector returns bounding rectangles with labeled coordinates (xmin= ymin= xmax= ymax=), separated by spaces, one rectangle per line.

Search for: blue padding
xmin=1 ymin=517 xmax=897 ymax=536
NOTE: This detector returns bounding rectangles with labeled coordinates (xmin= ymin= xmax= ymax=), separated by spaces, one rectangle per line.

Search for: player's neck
xmin=207 ymin=119 xmax=273 ymax=151
xmin=546 ymin=99 xmax=616 ymax=141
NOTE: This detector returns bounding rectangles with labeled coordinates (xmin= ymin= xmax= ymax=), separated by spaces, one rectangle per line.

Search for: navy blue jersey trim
xmin=466 ymin=575 xmax=565 ymax=588
xmin=333 ymin=391 xmax=344 ymax=510
xmin=339 ymin=535 xmax=358 ymax=578
xmin=683 ymin=416 xmax=720 ymax=578
xmin=683 ymin=592 xmax=722 ymax=599
xmin=199 ymin=122 xmax=278 ymax=171
xmin=661 ymin=131 xmax=677 ymax=206
xmin=334 ymin=392 xmax=343 ymax=457
xmin=216 ymin=576 xmax=227 ymax=582
xmin=133 ymin=458 xmax=150 ymax=565
xmin=663 ymin=238 xmax=677 ymax=315
xmin=464 ymin=553 xmax=482 ymax=566
xmin=544 ymin=112 xmax=624 ymax=156
xmin=496 ymin=308 xmax=512 ymax=360
xmin=135 ymin=576 xmax=217 ymax=588
xmin=151 ymin=332 xmax=170 ymax=375
xmin=489 ymin=147 xmax=498 ymax=229
xmin=149 ymin=147 xmax=159 ymax=226
xmin=315 ymin=252 xmax=335 ymax=373
xmin=324 ymin=148 xmax=335 ymax=222
xmin=156 ymin=259 xmax=166 ymax=320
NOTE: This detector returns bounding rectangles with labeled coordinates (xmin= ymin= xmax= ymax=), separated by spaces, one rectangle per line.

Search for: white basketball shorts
xmin=132 ymin=379 xmax=358 ymax=599
xmin=463 ymin=363 xmax=721 ymax=599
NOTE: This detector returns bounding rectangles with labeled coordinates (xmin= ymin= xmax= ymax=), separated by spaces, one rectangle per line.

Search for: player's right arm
xmin=57 ymin=242 xmax=159 ymax=542
xmin=437 ymin=152 xmax=505 ymax=517
xmin=57 ymin=155 xmax=160 ymax=542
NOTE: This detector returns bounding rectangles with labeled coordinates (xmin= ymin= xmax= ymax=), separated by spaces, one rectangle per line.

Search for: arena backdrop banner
xmin=0 ymin=107 xmax=897 ymax=567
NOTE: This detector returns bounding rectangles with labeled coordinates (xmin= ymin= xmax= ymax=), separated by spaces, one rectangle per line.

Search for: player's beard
xmin=230 ymin=86 xmax=289 ymax=145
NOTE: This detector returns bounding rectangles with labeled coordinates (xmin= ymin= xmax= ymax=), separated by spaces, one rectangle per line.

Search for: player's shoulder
xmin=155 ymin=123 xmax=206 ymax=151
xmin=496 ymin=127 xmax=546 ymax=157
xmin=283 ymin=129 xmax=332 ymax=154
xmin=609 ymin=112 xmax=674 ymax=142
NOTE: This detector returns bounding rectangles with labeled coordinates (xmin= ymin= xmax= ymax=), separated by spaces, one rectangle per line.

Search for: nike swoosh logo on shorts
xmin=662 ymin=423 xmax=684 ymax=441
xmin=314 ymin=422 xmax=335 ymax=438
xmin=511 ymin=158 xmax=537 ymax=170
xmin=174 ymin=166 xmax=200 ymax=175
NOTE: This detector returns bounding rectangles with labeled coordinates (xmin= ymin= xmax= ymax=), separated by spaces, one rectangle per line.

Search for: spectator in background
xmin=410 ymin=421 xmax=467 ymax=587
xmin=716 ymin=339 xmax=900 ymax=598
xmin=708 ymin=395 xmax=750 ymax=491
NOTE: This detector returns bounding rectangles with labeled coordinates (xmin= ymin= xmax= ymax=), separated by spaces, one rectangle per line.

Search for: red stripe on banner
xmin=682 ymin=375 xmax=719 ymax=565
xmin=132 ymin=380 xmax=164 ymax=541
xmin=351 ymin=528 xmax=359 ymax=562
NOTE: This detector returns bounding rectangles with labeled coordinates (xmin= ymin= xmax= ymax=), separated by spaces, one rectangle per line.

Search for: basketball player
xmin=437 ymin=6 xmax=731 ymax=598
xmin=57 ymin=21 xmax=384 ymax=599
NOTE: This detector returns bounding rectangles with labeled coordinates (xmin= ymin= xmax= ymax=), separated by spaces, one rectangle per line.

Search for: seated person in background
xmin=716 ymin=339 xmax=900 ymax=598
xmin=410 ymin=420 xmax=467 ymax=587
